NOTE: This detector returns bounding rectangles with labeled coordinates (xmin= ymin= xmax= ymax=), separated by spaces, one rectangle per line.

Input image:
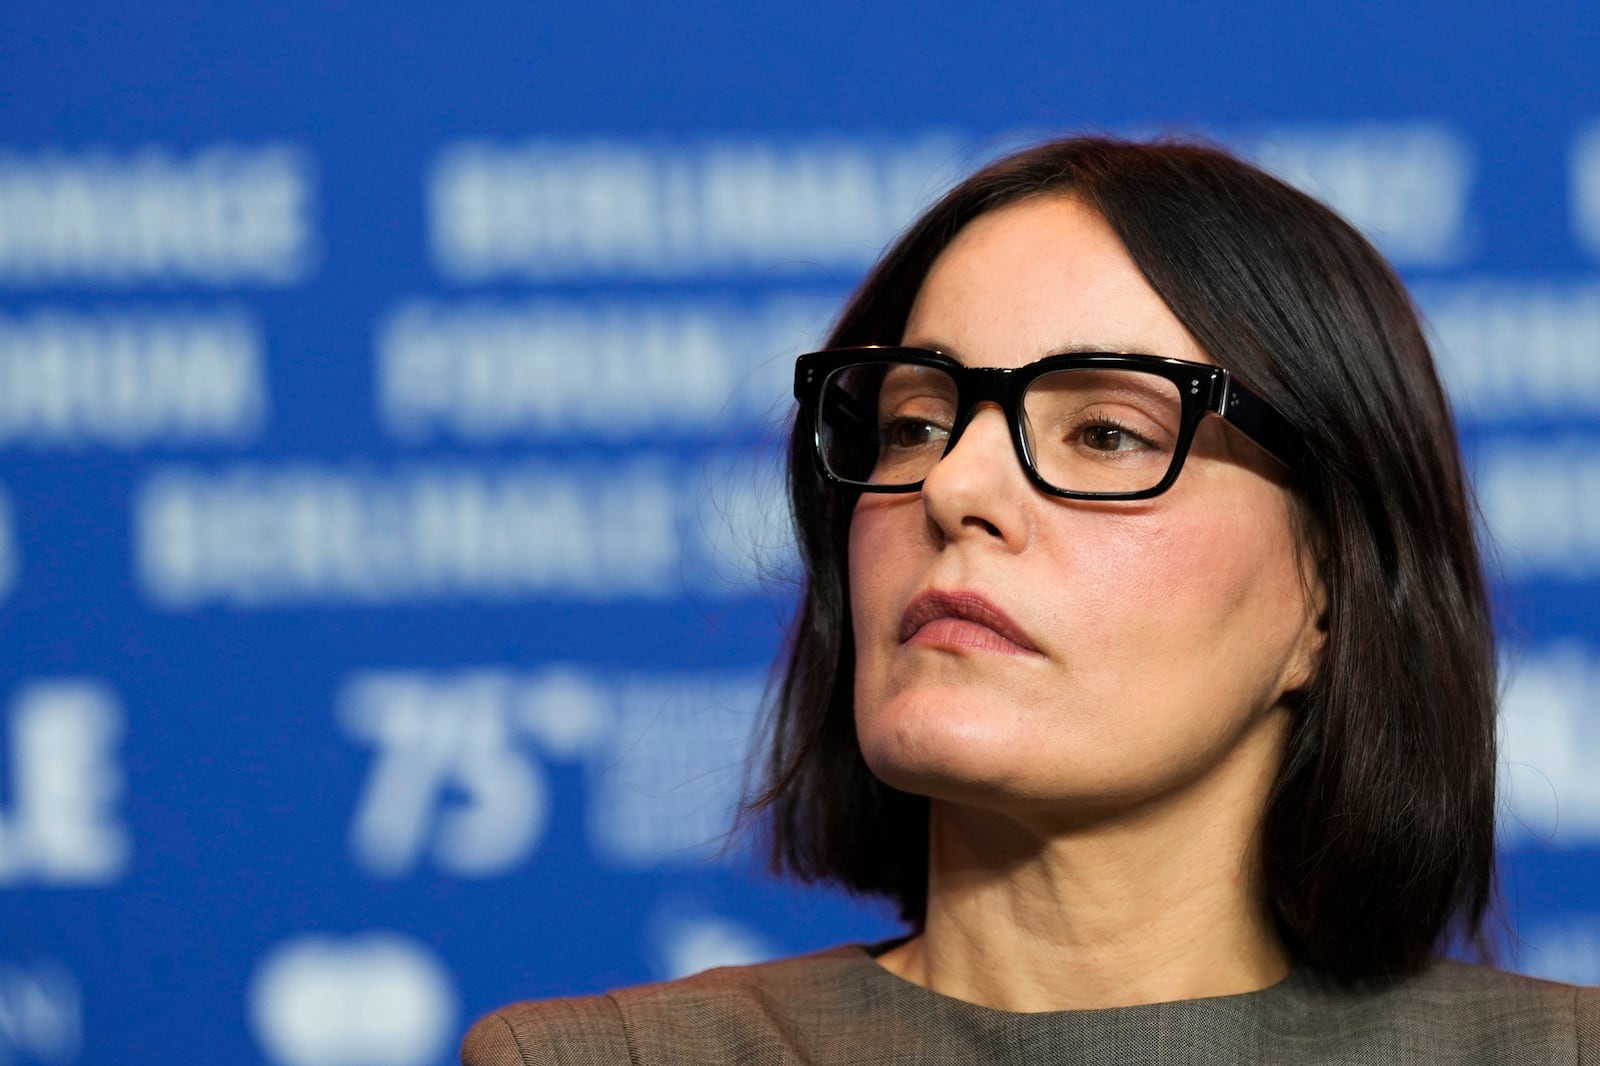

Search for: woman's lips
xmin=899 ymin=590 xmax=1042 ymax=655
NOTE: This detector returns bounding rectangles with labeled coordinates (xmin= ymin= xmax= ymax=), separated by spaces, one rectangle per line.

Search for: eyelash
xmin=1065 ymin=413 xmax=1157 ymax=451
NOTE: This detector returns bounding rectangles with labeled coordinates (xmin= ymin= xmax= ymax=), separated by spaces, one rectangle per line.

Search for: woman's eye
xmin=1079 ymin=421 xmax=1151 ymax=453
xmin=881 ymin=416 xmax=948 ymax=450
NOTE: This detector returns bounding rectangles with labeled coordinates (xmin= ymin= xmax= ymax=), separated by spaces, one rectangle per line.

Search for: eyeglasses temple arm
xmin=1217 ymin=375 xmax=1309 ymax=474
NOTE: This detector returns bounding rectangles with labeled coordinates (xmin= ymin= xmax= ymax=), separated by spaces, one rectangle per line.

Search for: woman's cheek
xmin=848 ymin=505 xmax=912 ymax=645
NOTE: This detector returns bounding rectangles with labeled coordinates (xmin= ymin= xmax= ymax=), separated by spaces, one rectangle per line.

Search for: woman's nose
xmin=917 ymin=403 xmax=1031 ymax=547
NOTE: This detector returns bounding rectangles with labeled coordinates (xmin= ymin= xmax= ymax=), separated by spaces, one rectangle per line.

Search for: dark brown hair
xmin=749 ymin=136 xmax=1497 ymax=981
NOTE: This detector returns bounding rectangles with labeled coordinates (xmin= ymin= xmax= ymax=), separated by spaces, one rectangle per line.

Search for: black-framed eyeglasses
xmin=794 ymin=346 xmax=1306 ymax=501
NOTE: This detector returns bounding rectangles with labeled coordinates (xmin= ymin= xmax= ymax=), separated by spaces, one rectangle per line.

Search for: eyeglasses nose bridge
xmin=932 ymin=365 xmax=1030 ymax=479
xmin=938 ymin=396 xmax=1015 ymax=471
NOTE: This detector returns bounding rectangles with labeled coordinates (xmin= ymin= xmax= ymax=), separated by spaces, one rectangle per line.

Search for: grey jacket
xmin=463 ymin=944 xmax=1600 ymax=1064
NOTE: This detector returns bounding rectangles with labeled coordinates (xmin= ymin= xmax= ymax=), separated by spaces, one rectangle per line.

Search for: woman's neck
xmin=876 ymin=786 xmax=1291 ymax=1012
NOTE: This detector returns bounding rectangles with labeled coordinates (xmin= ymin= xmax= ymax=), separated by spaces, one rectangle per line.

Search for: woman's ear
xmin=1282 ymin=534 xmax=1330 ymax=696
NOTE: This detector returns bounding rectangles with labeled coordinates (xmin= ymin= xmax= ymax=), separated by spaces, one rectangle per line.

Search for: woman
xmin=464 ymin=137 xmax=1599 ymax=1064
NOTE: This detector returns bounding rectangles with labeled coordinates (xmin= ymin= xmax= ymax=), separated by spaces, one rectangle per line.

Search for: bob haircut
xmin=751 ymin=135 xmax=1497 ymax=982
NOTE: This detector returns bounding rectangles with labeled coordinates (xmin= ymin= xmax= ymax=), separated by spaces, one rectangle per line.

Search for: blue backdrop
xmin=3 ymin=3 xmax=1599 ymax=1063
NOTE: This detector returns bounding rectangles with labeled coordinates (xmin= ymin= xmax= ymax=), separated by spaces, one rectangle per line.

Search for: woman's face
xmin=848 ymin=196 xmax=1324 ymax=828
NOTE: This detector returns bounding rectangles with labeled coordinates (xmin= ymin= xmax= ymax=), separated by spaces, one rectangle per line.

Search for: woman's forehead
xmin=902 ymin=197 xmax=1214 ymax=369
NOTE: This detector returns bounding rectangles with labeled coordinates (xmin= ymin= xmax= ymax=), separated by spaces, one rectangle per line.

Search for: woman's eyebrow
xmin=903 ymin=339 xmax=1165 ymax=360
xmin=1047 ymin=341 xmax=1161 ymax=357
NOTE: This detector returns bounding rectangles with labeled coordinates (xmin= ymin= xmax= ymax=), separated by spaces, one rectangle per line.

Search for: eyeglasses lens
xmin=818 ymin=361 xmax=1183 ymax=494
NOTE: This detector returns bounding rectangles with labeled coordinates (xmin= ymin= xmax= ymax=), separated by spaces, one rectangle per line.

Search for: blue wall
xmin=3 ymin=3 xmax=1599 ymax=1062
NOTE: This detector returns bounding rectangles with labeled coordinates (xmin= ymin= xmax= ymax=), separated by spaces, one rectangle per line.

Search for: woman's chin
xmin=857 ymin=698 xmax=1043 ymax=804
xmin=855 ymin=690 xmax=1167 ymax=822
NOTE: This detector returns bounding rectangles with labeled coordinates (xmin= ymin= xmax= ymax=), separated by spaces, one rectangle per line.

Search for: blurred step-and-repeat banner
xmin=3 ymin=4 xmax=1599 ymax=1063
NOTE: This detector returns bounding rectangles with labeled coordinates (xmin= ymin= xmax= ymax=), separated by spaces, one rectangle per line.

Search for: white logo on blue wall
xmin=688 ymin=453 xmax=796 ymax=593
xmin=1476 ymin=442 xmax=1600 ymax=579
xmin=1238 ymin=123 xmax=1476 ymax=266
xmin=0 ymin=680 xmax=129 ymax=886
xmin=374 ymin=295 xmax=830 ymax=443
xmin=0 ymin=143 xmax=317 ymax=286
xmin=0 ymin=486 xmax=13 ymax=604
xmin=0 ymin=306 xmax=267 ymax=447
xmin=339 ymin=667 xmax=767 ymax=877
xmin=341 ymin=672 xmax=555 ymax=878
xmin=427 ymin=136 xmax=963 ymax=282
xmin=0 ymin=959 xmax=81 ymax=1064
xmin=1516 ymin=916 xmax=1600 ymax=985
xmin=1418 ymin=281 xmax=1600 ymax=424
xmin=585 ymin=674 xmax=763 ymax=868
xmin=135 ymin=461 xmax=688 ymax=608
xmin=1499 ymin=644 xmax=1600 ymax=846
xmin=248 ymin=933 xmax=456 ymax=1066
xmin=1573 ymin=123 xmax=1600 ymax=261
xmin=648 ymin=909 xmax=776 ymax=982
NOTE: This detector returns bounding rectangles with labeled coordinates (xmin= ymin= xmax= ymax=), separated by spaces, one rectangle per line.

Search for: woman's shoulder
xmin=1323 ymin=957 xmax=1598 ymax=1011
xmin=1408 ymin=958 xmax=1598 ymax=998
xmin=459 ymin=943 xmax=881 ymax=1066
xmin=460 ymin=987 xmax=631 ymax=1066
xmin=1274 ymin=959 xmax=1599 ymax=1057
